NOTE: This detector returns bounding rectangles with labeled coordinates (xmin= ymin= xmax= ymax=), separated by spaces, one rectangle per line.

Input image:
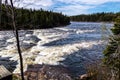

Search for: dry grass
xmin=86 ymin=61 xmax=112 ymax=80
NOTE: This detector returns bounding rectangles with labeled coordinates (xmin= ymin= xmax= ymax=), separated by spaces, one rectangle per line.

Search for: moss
xmin=12 ymin=74 xmax=22 ymax=80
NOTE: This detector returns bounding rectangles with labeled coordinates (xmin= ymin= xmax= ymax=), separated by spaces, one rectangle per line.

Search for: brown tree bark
xmin=0 ymin=0 xmax=2 ymax=26
xmin=9 ymin=0 xmax=24 ymax=80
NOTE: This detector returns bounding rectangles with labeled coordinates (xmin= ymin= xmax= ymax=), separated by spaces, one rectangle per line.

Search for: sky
xmin=4 ymin=0 xmax=120 ymax=16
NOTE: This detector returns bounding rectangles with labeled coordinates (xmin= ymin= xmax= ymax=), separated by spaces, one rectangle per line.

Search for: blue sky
xmin=10 ymin=0 xmax=120 ymax=16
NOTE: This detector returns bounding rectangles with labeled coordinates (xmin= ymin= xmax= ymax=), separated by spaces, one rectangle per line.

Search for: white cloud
xmin=57 ymin=0 xmax=120 ymax=5
xmin=3 ymin=0 xmax=120 ymax=15
xmin=22 ymin=0 xmax=53 ymax=7
xmin=55 ymin=4 xmax=94 ymax=15
xmin=10 ymin=0 xmax=53 ymax=9
xmin=55 ymin=0 xmax=120 ymax=15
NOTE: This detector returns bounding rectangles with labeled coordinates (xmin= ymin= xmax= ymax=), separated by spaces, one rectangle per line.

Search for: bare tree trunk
xmin=0 ymin=0 xmax=2 ymax=26
xmin=9 ymin=0 xmax=24 ymax=80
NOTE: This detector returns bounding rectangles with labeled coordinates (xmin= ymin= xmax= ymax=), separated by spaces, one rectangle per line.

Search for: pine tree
xmin=103 ymin=17 xmax=120 ymax=80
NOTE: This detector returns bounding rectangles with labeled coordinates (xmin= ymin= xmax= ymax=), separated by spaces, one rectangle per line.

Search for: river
xmin=0 ymin=22 xmax=113 ymax=75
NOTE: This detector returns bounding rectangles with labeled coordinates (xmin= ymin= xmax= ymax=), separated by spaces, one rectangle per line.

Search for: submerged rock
xmin=23 ymin=35 xmax=41 ymax=43
xmin=20 ymin=42 xmax=36 ymax=50
xmin=0 ymin=40 xmax=7 ymax=47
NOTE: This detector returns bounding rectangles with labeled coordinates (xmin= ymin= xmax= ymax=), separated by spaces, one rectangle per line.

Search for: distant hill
xmin=70 ymin=12 xmax=120 ymax=22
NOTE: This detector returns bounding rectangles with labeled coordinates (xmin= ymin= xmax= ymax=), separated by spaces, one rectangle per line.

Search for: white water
xmin=0 ymin=22 xmax=113 ymax=75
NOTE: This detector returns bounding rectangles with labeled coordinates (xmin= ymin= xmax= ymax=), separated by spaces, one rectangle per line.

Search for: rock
xmin=25 ymin=64 xmax=72 ymax=80
xmin=80 ymin=74 xmax=88 ymax=80
xmin=0 ymin=40 xmax=7 ymax=47
xmin=0 ymin=56 xmax=18 ymax=72
xmin=24 ymin=35 xmax=41 ymax=43
xmin=26 ymin=31 xmax=33 ymax=34
xmin=0 ymin=65 xmax=12 ymax=80
xmin=20 ymin=42 xmax=36 ymax=50
xmin=79 ymin=73 xmax=95 ymax=80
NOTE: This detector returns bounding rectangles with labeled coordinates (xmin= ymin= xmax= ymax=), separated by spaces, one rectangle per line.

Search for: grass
xmin=86 ymin=60 xmax=112 ymax=80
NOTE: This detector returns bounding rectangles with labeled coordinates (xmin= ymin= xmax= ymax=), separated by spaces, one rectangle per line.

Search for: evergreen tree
xmin=0 ymin=4 xmax=70 ymax=30
xmin=70 ymin=12 xmax=120 ymax=22
xmin=103 ymin=17 xmax=120 ymax=80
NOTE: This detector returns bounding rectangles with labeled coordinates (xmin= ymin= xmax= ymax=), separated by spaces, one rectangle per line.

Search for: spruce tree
xmin=103 ymin=17 xmax=120 ymax=80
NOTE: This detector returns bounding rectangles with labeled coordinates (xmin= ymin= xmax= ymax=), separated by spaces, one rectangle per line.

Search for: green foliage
xmin=111 ymin=17 xmax=120 ymax=35
xmin=70 ymin=12 xmax=120 ymax=22
xmin=103 ymin=17 xmax=120 ymax=80
xmin=0 ymin=4 xmax=70 ymax=30
xmin=101 ymin=23 xmax=110 ymax=40
xmin=12 ymin=75 xmax=22 ymax=80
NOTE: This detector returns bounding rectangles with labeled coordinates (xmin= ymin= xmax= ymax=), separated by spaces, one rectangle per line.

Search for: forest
xmin=0 ymin=4 xmax=70 ymax=30
xmin=70 ymin=12 xmax=120 ymax=22
xmin=0 ymin=1 xmax=120 ymax=79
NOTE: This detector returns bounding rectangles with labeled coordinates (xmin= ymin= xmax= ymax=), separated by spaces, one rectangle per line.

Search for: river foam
xmin=0 ymin=22 xmax=113 ymax=75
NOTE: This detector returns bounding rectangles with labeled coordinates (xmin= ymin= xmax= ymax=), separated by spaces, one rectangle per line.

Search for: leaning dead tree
xmin=1 ymin=0 xmax=24 ymax=80
xmin=9 ymin=0 xmax=24 ymax=80
xmin=0 ymin=0 xmax=2 ymax=25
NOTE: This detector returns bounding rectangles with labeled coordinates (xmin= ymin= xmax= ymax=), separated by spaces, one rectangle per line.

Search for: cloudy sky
xmin=9 ymin=0 xmax=120 ymax=16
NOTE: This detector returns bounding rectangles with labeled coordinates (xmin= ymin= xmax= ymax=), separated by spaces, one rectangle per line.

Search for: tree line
xmin=70 ymin=12 xmax=120 ymax=22
xmin=0 ymin=4 xmax=70 ymax=30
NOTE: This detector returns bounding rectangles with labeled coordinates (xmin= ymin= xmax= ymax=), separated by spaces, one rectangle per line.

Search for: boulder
xmin=0 ymin=65 xmax=12 ymax=80
xmin=25 ymin=64 xmax=72 ymax=80
xmin=23 ymin=35 xmax=41 ymax=43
